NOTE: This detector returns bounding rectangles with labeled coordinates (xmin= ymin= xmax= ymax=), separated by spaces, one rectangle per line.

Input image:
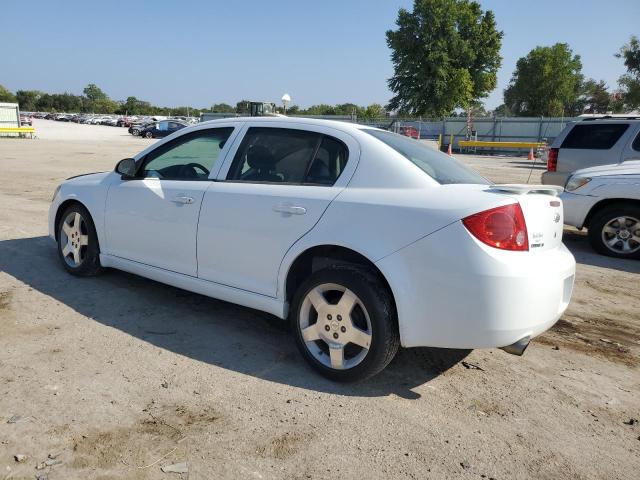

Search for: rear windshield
xmin=364 ymin=129 xmax=490 ymax=185
xmin=561 ymin=123 xmax=629 ymax=149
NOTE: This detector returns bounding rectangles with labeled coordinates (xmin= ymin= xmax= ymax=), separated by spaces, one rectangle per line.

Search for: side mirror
xmin=115 ymin=158 xmax=137 ymax=179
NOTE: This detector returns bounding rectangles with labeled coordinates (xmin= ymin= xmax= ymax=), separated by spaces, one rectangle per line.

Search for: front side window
xmin=364 ymin=129 xmax=490 ymax=185
xmin=561 ymin=123 xmax=629 ymax=149
xmin=226 ymin=127 xmax=349 ymax=185
xmin=141 ymin=128 xmax=233 ymax=180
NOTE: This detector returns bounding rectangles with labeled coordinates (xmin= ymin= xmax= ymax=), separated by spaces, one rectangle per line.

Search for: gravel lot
xmin=1 ymin=120 xmax=638 ymax=480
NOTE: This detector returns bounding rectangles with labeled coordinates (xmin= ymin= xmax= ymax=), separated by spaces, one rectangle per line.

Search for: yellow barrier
xmin=458 ymin=140 xmax=546 ymax=149
xmin=0 ymin=127 xmax=35 ymax=138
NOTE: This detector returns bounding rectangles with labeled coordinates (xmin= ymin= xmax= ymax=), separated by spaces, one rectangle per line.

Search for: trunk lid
xmin=488 ymin=184 xmax=565 ymax=251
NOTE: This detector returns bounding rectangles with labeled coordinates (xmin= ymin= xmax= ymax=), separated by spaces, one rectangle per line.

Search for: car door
xmin=197 ymin=123 xmax=359 ymax=297
xmin=104 ymin=126 xmax=236 ymax=276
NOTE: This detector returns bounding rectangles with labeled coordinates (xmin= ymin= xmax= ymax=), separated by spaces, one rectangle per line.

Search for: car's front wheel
xmin=57 ymin=204 xmax=103 ymax=276
xmin=588 ymin=203 xmax=640 ymax=259
xmin=290 ymin=266 xmax=399 ymax=382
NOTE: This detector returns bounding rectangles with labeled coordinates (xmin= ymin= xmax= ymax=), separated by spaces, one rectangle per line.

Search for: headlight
xmin=565 ymin=176 xmax=591 ymax=192
xmin=51 ymin=184 xmax=61 ymax=202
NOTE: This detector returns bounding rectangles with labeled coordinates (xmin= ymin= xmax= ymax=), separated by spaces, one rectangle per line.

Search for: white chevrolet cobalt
xmin=49 ymin=117 xmax=576 ymax=381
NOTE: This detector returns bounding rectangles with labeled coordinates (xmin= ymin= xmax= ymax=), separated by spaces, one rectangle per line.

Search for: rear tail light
xmin=463 ymin=203 xmax=529 ymax=251
xmin=547 ymin=148 xmax=558 ymax=172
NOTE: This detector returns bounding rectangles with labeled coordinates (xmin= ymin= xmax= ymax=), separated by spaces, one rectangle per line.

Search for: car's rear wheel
xmin=57 ymin=204 xmax=103 ymax=276
xmin=144 ymin=131 xmax=153 ymax=139
xmin=290 ymin=266 xmax=399 ymax=382
xmin=588 ymin=203 xmax=640 ymax=259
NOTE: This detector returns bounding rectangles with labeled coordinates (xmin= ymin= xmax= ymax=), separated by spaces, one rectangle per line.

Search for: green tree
xmin=504 ymin=43 xmax=583 ymax=116
xmin=286 ymin=105 xmax=300 ymax=115
xmin=15 ymin=90 xmax=43 ymax=111
xmin=582 ymin=79 xmax=611 ymax=114
xmin=83 ymin=83 xmax=108 ymax=102
xmin=0 ymin=84 xmax=16 ymax=102
xmin=493 ymin=104 xmax=512 ymax=117
xmin=616 ymin=35 xmax=640 ymax=111
xmin=211 ymin=103 xmax=235 ymax=113
xmin=364 ymin=103 xmax=385 ymax=119
xmin=386 ymin=0 xmax=502 ymax=116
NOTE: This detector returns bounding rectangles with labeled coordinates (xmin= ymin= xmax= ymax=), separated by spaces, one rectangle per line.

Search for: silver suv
xmin=542 ymin=117 xmax=640 ymax=186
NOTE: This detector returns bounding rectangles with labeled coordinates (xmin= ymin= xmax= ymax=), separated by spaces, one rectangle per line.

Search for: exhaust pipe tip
xmin=500 ymin=336 xmax=530 ymax=356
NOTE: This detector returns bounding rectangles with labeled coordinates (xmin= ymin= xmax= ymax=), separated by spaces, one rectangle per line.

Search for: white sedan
xmin=561 ymin=162 xmax=640 ymax=259
xmin=49 ymin=117 xmax=576 ymax=381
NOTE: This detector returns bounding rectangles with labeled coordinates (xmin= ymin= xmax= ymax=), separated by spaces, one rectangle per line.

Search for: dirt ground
xmin=0 ymin=120 xmax=638 ymax=480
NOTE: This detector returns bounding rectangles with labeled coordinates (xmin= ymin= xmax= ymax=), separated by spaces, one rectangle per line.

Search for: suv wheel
xmin=290 ymin=265 xmax=399 ymax=382
xmin=588 ymin=203 xmax=640 ymax=259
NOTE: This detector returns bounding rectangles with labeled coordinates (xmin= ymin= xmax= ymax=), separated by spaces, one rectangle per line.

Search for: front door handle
xmin=273 ymin=203 xmax=307 ymax=215
xmin=171 ymin=195 xmax=194 ymax=204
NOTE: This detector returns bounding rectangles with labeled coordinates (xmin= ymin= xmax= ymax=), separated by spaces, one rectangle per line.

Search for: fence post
xmin=537 ymin=116 xmax=543 ymax=142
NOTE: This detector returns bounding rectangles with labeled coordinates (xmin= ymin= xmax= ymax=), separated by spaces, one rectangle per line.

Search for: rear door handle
xmin=273 ymin=203 xmax=306 ymax=215
xmin=171 ymin=195 xmax=194 ymax=204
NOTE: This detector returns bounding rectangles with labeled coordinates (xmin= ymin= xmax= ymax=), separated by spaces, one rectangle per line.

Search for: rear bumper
xmin=376 ymin=221 xmax=576 ymax=349
xmin=541 ymin=171 xmax=568 ymax=186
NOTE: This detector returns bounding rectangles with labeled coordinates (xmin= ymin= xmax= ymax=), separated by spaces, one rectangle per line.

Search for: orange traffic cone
xmin=447 ymin=143 xmax=453 ymax=156
xmin=528 ymin=148 xmax=535 ymax=161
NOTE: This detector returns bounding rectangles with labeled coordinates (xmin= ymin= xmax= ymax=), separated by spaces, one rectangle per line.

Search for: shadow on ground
xmin=0 ymin=236 xmax=470 ymax=398
xmin=563 ymin=229 xmax=640 ymax=274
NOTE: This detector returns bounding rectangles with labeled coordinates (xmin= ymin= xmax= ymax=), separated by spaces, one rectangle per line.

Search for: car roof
xmin=198 ymin=115 xmax=376 ymax=134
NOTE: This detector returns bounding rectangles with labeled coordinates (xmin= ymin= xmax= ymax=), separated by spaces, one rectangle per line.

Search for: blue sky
xmin=4 ymin=0 xmax=639 ymax=110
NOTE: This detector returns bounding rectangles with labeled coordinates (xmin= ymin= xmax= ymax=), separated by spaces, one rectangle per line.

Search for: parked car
xmin=542 ymin=117 xmax=640 ymax=186
xmin=49 ymin=117 xmax=575 ymax=381
xmin=561 ymin=162 xmax=640 ymax=259
xmin=139 ymin=120 xmax=187 ymax=138
xmin=399 ymin=126 xmax=419 ymax=139
xmin=129 ymin=123 xmax=146 ymax=136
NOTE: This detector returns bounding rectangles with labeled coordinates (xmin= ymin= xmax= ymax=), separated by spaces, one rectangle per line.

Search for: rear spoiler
xmin=488 ymin=184 xmax=564 ymax=196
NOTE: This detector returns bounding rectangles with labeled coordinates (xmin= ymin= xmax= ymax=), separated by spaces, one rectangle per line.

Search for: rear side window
xmin=561 ymin=123 xmax=629 ymax=149
xmin=226 ymin=127 xmax=348 ymax=185
xmin=364 ymin=129 xmax=489 ymax=185
xmin=633 ymin=131 xmax=640 ymax=152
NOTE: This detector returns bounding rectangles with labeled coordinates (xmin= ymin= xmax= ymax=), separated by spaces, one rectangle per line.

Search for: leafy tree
xmin=364 ymin=103 xmax=385 ymax=119
xmin=16 ymin=90 xmax=43 ymax=111
xmin=492 ymin=104 xmax=512 ymax=117
xmin=582 ymin=79 xmax=611 ymax=114
xmin=83 ymin=83 xmax=108 ymax=102
xmin=286 ymin=105 xmax=300 ymax=115
xmin=0 ymin=84 xmax=16 ymax=102
xmin=386 ymin=0 xmax=502 ymax=116
xmin=504 ymin=43 xmax=583 ymax=116
xmin=211 ymin=103 xmax=235 ymax=113
xmin=615 ymin=35 xmax=640 ymax=110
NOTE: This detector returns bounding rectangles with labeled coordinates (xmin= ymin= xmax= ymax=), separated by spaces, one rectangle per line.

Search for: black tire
xmin=290 ymin=265 xmax=399 ymax=382
xmin=56 ymin=203 xmax=103 ymax=276
xmin=588 ymin=202 xmax=640 ymax=260
xmin=144 ymin=131 xmax=153 ymax=139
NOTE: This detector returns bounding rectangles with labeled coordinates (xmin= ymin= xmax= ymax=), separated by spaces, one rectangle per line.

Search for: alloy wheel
xmin=601 ymin=215 xmax=640 ymax=254
xmin=298 ymin=283 xmax=373 ymax=370
xmin=60 ymin=211 xmax=89 ymax=267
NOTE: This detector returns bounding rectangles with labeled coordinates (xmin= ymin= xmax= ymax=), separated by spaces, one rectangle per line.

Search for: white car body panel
xmin=49 ymin=117 xmax=576 ymax=350
xmin=560 ymin=162 xmax=640 ymax=229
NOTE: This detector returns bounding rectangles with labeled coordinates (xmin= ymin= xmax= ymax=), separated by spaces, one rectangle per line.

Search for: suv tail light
xmin=547 ymin=148 xmax=558 ymax=172
xmin=463 ymin=204 xmax=529 ymax=251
